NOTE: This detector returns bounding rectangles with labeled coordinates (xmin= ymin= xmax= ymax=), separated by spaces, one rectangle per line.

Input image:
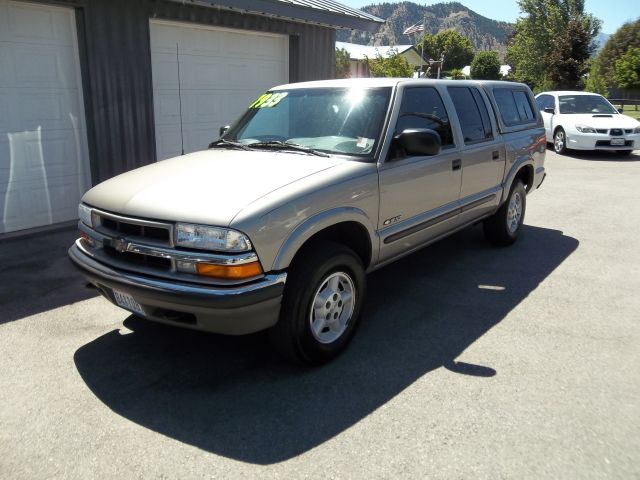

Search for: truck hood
xmin=82 ymin=149 xmax=345 ymax=226
xmin=560 ymin=113 xmax=640 ymax=129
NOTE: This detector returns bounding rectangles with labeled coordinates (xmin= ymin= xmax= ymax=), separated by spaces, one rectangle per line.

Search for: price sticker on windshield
xmin=249 ymin=92 xmax=288 ymax=109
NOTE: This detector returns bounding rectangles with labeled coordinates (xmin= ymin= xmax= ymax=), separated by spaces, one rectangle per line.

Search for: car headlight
xmin=78 ymin=203 xmax=92 ymax=227
xmin=634 ymin=126 xmax=640 ymax=134
xmin=575 ymin=124 xmax=596 ymax=133
xmin=175 ymin=223 xmax=252 ymax=252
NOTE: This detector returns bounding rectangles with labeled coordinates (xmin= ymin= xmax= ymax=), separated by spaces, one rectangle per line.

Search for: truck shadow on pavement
xmin=1 ymin=226 xmax=99 ymax=325
xmin=74 ymin=224 xmax=578 ymax=464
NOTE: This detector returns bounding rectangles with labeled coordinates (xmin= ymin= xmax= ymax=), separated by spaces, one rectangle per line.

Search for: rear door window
xmin=448 ymin=86 xmax=493 ymax=144
xmin=493 ymin=88 xmax=537 ymax=126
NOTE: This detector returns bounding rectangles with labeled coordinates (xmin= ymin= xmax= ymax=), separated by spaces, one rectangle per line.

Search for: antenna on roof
xmin=176 ymin=43 xmax=185 ymax=155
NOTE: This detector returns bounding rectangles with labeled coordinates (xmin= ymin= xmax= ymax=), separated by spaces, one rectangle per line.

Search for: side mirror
xmin=617 ymin=108 xmax=624 ymax=113
xmin=219 ymin=125 xmax=230 ymax=137
xmin=543 ymin=107 xmax=555 ymax=114
xmin=394 ymin=128 xmax=441 ymax=156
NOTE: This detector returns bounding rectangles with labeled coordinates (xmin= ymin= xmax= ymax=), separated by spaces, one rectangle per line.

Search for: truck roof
xmin=272 ymin=78 xmax=530 ymax=90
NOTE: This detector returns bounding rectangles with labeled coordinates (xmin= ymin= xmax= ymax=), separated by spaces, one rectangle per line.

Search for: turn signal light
xmin=196 ymin=261 xmax=263 ymax=280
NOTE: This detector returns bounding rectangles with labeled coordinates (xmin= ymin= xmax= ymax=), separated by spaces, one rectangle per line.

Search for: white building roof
xmin=336 ymin=41 xmax=417 ymax=60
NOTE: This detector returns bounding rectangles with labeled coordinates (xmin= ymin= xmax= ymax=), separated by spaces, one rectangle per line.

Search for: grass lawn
xmin=611 ymin=105 xmax=640 ymax=121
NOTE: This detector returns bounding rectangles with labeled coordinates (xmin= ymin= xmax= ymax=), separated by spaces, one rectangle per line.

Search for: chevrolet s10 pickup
xmin=69 ymin=78 xmax=546 ymax=364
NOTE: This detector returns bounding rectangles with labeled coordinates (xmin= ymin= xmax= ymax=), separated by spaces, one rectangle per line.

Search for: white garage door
xmin=150 ymin=20 xmax=289 ymax=161
xmin=0 ymin=1 xmax=90 ymax=234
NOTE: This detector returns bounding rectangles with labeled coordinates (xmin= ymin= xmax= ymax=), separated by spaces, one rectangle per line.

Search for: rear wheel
xmin=269 ymin=242 xmax=366 ymax=365
xmin=483 ymin=179 xmax=526 ymax=247
xmin=554 ymin=127 xmax=568 ymax=154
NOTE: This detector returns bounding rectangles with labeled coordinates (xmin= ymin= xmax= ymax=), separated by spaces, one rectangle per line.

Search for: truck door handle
xmin=452 ymin=159 xmax=461 ymax=171
xmin=492 ymin=150 xmax=500 ymax=160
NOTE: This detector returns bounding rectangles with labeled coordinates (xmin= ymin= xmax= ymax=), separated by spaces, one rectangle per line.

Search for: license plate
xmin=611 ymin=138 xmax=625 ymax=145
xmin=113 ymin=290 xmax=145 ymax=316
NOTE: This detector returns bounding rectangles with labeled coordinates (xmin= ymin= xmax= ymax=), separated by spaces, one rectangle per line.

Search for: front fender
xmin=271 ymin=207 xmax=377 ymax=271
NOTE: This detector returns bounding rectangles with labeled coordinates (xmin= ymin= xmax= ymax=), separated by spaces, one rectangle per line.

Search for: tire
xmin=269 ymin=242 xmax=366 ymax=365
xmin=483 ymin=179 xmax=526 ymax=247
xmin=553 ymin=127 xmax=568 ymax=154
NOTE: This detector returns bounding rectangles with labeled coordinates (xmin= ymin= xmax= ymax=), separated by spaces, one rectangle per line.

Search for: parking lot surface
xmin=1 ymin=150 xmax=639 ymax=479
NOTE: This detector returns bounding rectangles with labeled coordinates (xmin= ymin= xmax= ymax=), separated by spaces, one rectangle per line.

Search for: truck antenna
xmin=176 ymin=43 xmax=185 ymax=155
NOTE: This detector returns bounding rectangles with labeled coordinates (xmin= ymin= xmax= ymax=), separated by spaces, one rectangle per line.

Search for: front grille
xmin=625 ymin=129 xmax=633 ymax=134
xmin=95 ymin=211 xmax=172 ymax=245
xmin=610 ymin=128 xmax=623 ymax=136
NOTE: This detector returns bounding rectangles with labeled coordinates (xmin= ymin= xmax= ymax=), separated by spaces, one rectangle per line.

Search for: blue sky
xmin=339 ymin=0 xmax=639 ymax=34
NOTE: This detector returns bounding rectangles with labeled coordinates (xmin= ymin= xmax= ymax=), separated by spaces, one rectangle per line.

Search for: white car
xmin=535 ymin=91 xmax=640 ymax=156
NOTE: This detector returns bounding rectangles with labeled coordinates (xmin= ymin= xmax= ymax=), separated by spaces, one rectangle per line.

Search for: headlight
xmin=175 ymin=223 xmax=252 ymax=252
xmin=634 ymin=126 xmax=640 ymax=134
xmin=575 ymin=124 xmax=596 ymax=133
xmin=78 ymin=203 xmax=92 ymax=227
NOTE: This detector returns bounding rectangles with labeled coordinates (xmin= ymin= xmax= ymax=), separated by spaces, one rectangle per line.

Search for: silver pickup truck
xmin=69 ymin=78 xmax=546 ymax=364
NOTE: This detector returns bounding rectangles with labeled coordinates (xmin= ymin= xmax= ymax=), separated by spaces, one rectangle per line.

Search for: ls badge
xmin=383 ymin=215 xmax=402 ymax=226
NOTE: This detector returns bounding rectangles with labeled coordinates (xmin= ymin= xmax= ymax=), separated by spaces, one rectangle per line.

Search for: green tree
xmin=584 ymin=60 xmax=609 ymax=96
xmin=366 ymin=48 xmax=413 ymax=78
xmin=613 ymin=47 xmax=640 ymax=90
xmin=507 ymin=0 xmax=601 ymax=90
xmin=470 ymin=51 xmax=501 ymax=79
xmin=596 ymin=19 xmax=640 ymax=88
xmin=447 ymin=68 xmax=468 ymax=79
xmin=335 ymin=47 xmax=351 ymax=79
xmin=546 ymin=19 xmax=594 ymax=89
xmin=417 ymin=30 xmax=474 ymax=72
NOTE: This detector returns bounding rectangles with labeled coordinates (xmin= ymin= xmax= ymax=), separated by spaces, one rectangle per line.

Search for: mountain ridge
xmin=337 ymin=2 xmax=513 ymax=59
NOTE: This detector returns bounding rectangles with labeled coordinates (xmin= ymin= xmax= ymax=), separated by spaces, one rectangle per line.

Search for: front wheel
xmin=483 ymin=179 xmax=526 ymax=247
xmin=554 ymin=127 xmax=568 ymax=154
xmin=269 ymin=242 xmax=366 ymax=365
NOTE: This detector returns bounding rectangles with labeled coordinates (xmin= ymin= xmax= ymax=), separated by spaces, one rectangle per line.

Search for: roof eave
xmin=170 ymin=0 xmax=384 ymax=32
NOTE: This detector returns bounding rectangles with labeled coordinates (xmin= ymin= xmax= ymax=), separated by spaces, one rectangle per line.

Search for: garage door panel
xmin=184 ymin=125 xmax=219 ymax=153
xmin=7 ymin=89 xmax=83 ymax=132
xmin=153 ymin=92 xmax=181 ymax=126
xmin=150 ymin=53 xmax=179 ymax=88
xmin=151 ymin=20 xmax=288 ymax=161
xmin=0 ymin=1 xmax=90 ymax=234
xmin=186 ymin=93 xmax=222 ymax=124
xmin=0 ymin=173 xmax=81 ymax=231
xmin=3 ymin=128 xmax=83 ymax=182
xmin=187 ymin=57 xmax=227 ymax=87
xmin=10 ymin=44 xmax=76 ymax=87
xmin=0 ymin=92 xmax=8 ymax=131
xmin=149 ymin=22 xmax=182 ymax=52
xmin=4 ymin=1 xmax=74 ymax=47
xmin=191 ymin=28 xmax=222 ymax=54
xmin=154 ymin=126 xmax=184 ymax=161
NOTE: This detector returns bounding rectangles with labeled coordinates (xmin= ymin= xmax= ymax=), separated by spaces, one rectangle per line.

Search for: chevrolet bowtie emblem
xmin=112 ymin=237 xmax=128 ymax=253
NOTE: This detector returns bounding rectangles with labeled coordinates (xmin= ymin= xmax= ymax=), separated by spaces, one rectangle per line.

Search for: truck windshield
xmin=223 ymin=87 xmax=392 ymax=157
xmin=558 ymin=95 xmax=617 ymax=114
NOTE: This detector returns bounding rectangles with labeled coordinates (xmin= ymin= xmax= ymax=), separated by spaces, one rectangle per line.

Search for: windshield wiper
xmin=248 ymin=141 xmax=330 ymax=157
xmin=208 ymin=139 xmax=253 ymax=151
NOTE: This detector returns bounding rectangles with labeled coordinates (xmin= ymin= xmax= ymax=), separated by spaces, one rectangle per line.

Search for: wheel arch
xmin=502 ymin=160 xmax=535 ymax=204
xmin=271 ymin=207 xmax=376 ymax=272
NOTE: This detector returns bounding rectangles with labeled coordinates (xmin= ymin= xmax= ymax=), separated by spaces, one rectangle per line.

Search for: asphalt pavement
xmin=0 ymin=149 xmax=638 ymax=479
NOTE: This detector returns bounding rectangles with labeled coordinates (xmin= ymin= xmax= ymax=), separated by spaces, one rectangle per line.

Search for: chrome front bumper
xmin=69 ymin=241 xmax=286 ymax=335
